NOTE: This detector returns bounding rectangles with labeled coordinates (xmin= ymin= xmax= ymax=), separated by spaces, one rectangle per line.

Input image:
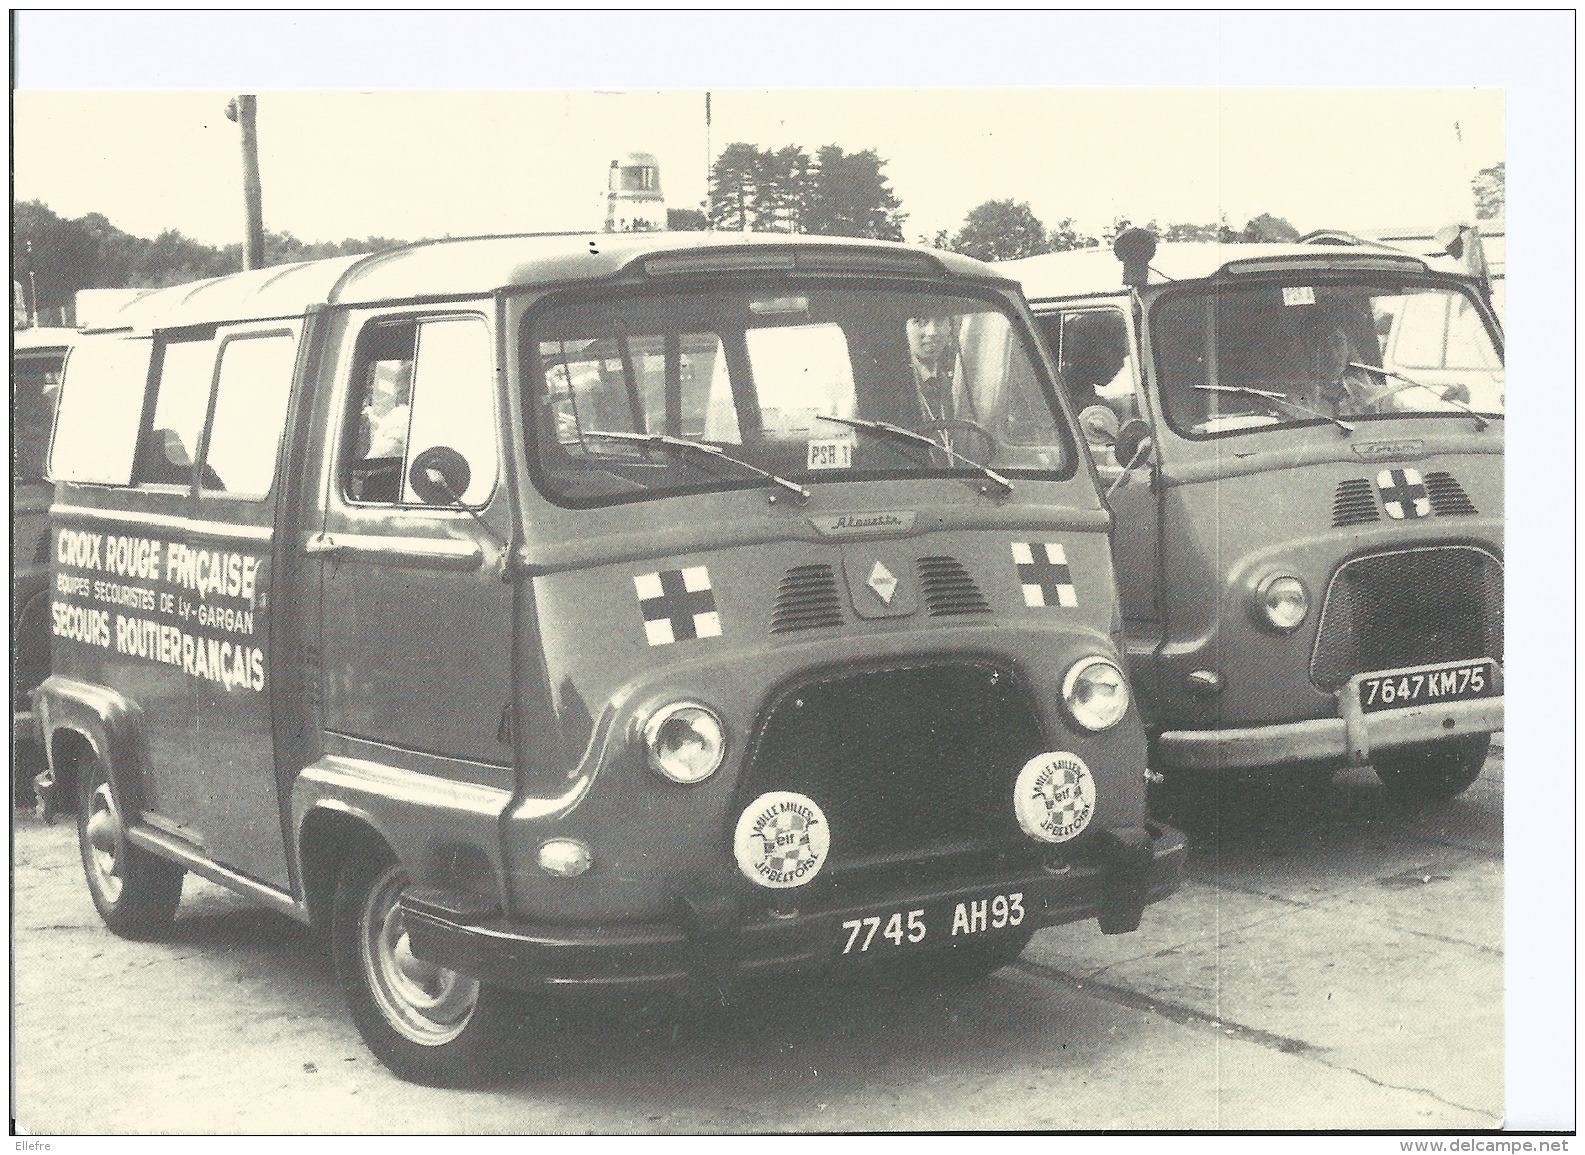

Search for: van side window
xmin=344 ymin=316 xmax=497 ymax=506
xmin=14 ymin=352 xmax=65 ymax=483
xmin=48 ymin=337 xmax=153 ymax=485
xmin=135 ymin=334 xmax=218 ymax=488
xmin=204 ymin=333 xmax=298 ymax=498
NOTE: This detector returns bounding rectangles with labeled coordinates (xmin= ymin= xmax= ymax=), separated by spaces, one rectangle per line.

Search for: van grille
xmin=739 ymin=664 xmax=1041 ymax=868
xmin=1310 ymin=546 xmax=1503 ymax=690
xmin=1424 ymin=471 xmax=1478 ymax=516
xmin=1332 ymin=479 xmax=1380 ymax=527
xmin=771 ymin=564 xmax=843 ymax=633
xmin=917 ymin=556 xmax=991 ymax=617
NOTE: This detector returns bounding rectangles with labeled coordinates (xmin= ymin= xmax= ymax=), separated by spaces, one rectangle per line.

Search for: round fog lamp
xmin=642 ymin=702 xmax=726 ymax=784
xmin=538 ymin=838 xmax=593 ymax=878
xmin=1257 ymin=575 xmax=1309 ymax=632
xmin=1062 ymin=656 xmax=1130 ymax=732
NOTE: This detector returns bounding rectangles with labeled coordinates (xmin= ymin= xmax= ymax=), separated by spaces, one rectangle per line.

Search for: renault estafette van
xmin=34 ymin=232 xmax=1184 ymax=1085
xmin=12 ymin=326 xmax=77 ymax=803
xmin=1001 ymin=231 xmax=1503 ymax=808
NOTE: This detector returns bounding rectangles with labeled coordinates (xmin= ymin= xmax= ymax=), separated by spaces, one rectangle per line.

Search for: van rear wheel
xmin=332 ymin=850 xmax=523 ymax=1087
xmin=77 ymin=761 xmax=183 ymax=938
xmin=1373 ymin=735 xmax=1489 ymax=803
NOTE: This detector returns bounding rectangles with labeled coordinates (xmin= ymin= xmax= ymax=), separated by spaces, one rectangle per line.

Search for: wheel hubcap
xmin=85 ymin=783 xmax=124 ymax=903
xmin=360 ymin=864 xmax=480 ymax=1045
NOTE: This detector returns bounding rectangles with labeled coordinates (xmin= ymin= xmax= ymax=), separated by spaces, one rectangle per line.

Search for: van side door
xmin=1038 ymin=307 xmax=1165 ymax=666
xmin=311 ymin=306 xmax=515 ymax=795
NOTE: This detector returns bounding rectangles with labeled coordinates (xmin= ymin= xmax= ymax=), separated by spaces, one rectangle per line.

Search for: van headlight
xmin=1062 ymin=656 xmax=1130 ymax=732
xmin=642 ymin=702 xmax=726 ymax=784
xmin=1255 ymin=574 xmax=1309 ymax=633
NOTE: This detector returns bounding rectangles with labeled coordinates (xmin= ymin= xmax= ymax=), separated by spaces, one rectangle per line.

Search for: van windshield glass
xmin=1150 ymin=282 xmax=1503 ymax=438
xmin=524 ymin=286 xmax=1070 ymax=504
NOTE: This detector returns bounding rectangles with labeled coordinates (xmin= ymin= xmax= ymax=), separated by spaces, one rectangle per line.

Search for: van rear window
xmin=49 ymin=337 xmax=153 ymax=485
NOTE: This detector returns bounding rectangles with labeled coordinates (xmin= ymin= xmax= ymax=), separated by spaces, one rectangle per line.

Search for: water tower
xmin=602 ymin=151 xmax=666 ymax=233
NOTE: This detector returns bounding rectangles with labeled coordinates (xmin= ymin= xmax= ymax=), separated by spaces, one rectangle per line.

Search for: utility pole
xmin=225 ymin=95 xmax=266 ymax=270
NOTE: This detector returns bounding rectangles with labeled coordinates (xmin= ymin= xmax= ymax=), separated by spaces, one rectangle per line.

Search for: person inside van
xmin=1058 ymin=311 xmax=1130 ymax=417
xmin=906 ymin=307 xmax=975 ymax=423
xmin=349 ymin=358 xmax=413 ymax=502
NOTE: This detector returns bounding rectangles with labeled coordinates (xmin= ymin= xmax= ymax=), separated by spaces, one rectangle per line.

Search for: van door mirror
xmin=409 ymin=446 xmax=472 ymax=505
xmin=1113 ymin=419 xmax=1154 ymax=470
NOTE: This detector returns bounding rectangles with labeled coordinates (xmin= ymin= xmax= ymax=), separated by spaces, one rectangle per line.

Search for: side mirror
xmin=1078 ymin=404 xmax=1120 ymax=449
xmin=1113 ymin=419 xmax=1154 ymax=470
xmin=408 ymin=446 xmax=472 ymax=506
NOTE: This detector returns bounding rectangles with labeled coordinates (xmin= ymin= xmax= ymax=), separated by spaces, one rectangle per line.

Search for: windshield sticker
xmin=51 ymin=529 xmax=267 ymax=692
xmin=1012 ymin=542 xmax=1077 ymax=608
xmin=635 ymin=566 xmax=721 ymax=646
xmin=1282 ymin=286 xmax=1317 ymax=306
xmin=1377 ymin=468 xmax=1430 ymax=520
xmin=806 ymin=435 xmax=855 ymax=471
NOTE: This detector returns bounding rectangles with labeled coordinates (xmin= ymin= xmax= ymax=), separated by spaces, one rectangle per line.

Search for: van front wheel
xmin=77 ymin=762 xmax=184 ymax=938
xmin=1373 ymin=735 xmax=1489 ymax=803
xmin=332 ymin=850 xmax=521 ymax=1086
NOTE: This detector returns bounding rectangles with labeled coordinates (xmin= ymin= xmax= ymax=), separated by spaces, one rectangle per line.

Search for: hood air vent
xmin=918 ymin=556 xmax=991 ymax=617
xmin=1332 ymin=479 xmax=1380 ymax=527
xmin=772 ymin=564 xmax=843 ymax=633
xmin=1424 ymin=472 xmax=1477 ymax=516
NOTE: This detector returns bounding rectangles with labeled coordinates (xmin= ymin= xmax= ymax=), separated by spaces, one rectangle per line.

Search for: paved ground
xmin=12 ymin=752 xmax=1503 ymax=1133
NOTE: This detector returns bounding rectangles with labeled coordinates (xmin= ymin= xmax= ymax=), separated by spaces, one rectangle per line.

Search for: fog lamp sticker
xmin=733 ymin=791 xmax=830 ymax=888
xmin=1012 ymin=541 xmax=1077 ymax=608
xmin=1014 ymin=752 xmax=1096 ymax=843
xmin=635 ymin=566 xmax=720 ymax=646
xmin=1376 ymin=468 xmax=1430 ymax=520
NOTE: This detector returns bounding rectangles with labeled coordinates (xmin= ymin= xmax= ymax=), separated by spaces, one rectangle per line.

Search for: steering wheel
xmin=916 ymin=418 xmax=995 ymax=465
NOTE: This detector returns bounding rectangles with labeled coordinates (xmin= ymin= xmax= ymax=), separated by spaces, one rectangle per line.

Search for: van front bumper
xmin=400 ymin=824 xmax=1185 ymax=994
xmin=1157 ymin=686 xmax=1504 ymax=772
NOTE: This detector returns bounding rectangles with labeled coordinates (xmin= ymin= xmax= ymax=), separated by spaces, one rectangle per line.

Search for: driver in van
xmin=906 ymin=307 xmax=975 ymax=424
xmin=362 ymin=360 xmax=413 ymax=459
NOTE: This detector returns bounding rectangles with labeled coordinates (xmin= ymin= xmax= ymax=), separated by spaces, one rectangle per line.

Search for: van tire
xmin=77 ymin=760 xmax=184 ymax=938
xmin=1373 ymin=735 xmax=1489 ymax=803
xmin=332 ymin=849 xmax=524 ymax=1087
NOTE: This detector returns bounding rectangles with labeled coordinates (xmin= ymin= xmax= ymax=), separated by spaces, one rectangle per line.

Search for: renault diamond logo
xmin=867 ymin=561 xmax=898 ymax=605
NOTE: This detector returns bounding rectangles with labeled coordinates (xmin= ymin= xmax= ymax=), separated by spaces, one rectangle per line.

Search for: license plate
xmin=837 ymin=891 xmax=1027 ymax=958
xmin=1357 ymin=660 xmax=1496 ymax=714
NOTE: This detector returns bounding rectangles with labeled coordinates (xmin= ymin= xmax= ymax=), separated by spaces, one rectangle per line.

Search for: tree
xmin=1471 ymin=162 xmax=1504 ymax=221
xmin=799 ymin=146 xmax=905 ymax=240
xmin=1159 ymin=220 xmax=1223 ymax=243
xmin=706 ymin=142 xmax=761 ymax=232
xmin=1239 ymin=212 xmax=1301 ymax=243
xmin=752 ymin=145 xmax=811 ymax=233
xmin=948 ymin=200 xmax=1052 ymax=262
xmin=1047 ymin=216 xmax=1099 ymax=252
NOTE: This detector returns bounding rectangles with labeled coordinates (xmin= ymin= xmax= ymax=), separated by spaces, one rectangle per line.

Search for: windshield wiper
xmin=1347 ymin=363 xmax=1491 ymax=431
xmin=1193 ymin=383 xmax=1355 ymax=434
xmin=578 ymin=430 xmax=811 ymax=503
xmin=815 ymin=414 xmax=1013 ymax=496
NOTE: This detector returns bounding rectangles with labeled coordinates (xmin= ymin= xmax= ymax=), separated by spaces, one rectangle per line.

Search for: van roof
xmin=88 ymin=232 xmax=1007 ymax=334
xmin=12 ymin=326 xmax=81 ymax=352
xmin=1001 ymin=241 xmax=1448 ymax=303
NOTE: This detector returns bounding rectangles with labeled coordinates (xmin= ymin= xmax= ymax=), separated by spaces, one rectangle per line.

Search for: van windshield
xmin=524 ymin=286 xmax=1071 ymax=504
xmin=1151 ymin=282 xmax=1504 ymax=438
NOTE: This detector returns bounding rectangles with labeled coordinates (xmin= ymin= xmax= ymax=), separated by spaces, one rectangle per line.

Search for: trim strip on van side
xmin=52 ymin=504 xmax=273 ymax=544
xmin=304 ymin=532 xmax=484 ymax=571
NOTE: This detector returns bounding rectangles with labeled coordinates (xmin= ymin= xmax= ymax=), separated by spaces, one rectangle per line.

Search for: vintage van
xmin=13 ymin=325 xmax=77 ymax=802
xmin=34 ymin=232 xmax=1184 ymax=1085
xmin=1002 ymin=232 xmax=1503 ymax=807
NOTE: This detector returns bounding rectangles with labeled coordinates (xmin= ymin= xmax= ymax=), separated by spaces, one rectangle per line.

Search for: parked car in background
xmin=12 ymin=326 xmax=76 ymax=805
xmin=1002 ymin=231 xmax=1503 ymax=809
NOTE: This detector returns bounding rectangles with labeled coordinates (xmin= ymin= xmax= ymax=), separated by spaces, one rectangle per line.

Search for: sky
xmin=14 ymin=86 xmax=1502 ymax=249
